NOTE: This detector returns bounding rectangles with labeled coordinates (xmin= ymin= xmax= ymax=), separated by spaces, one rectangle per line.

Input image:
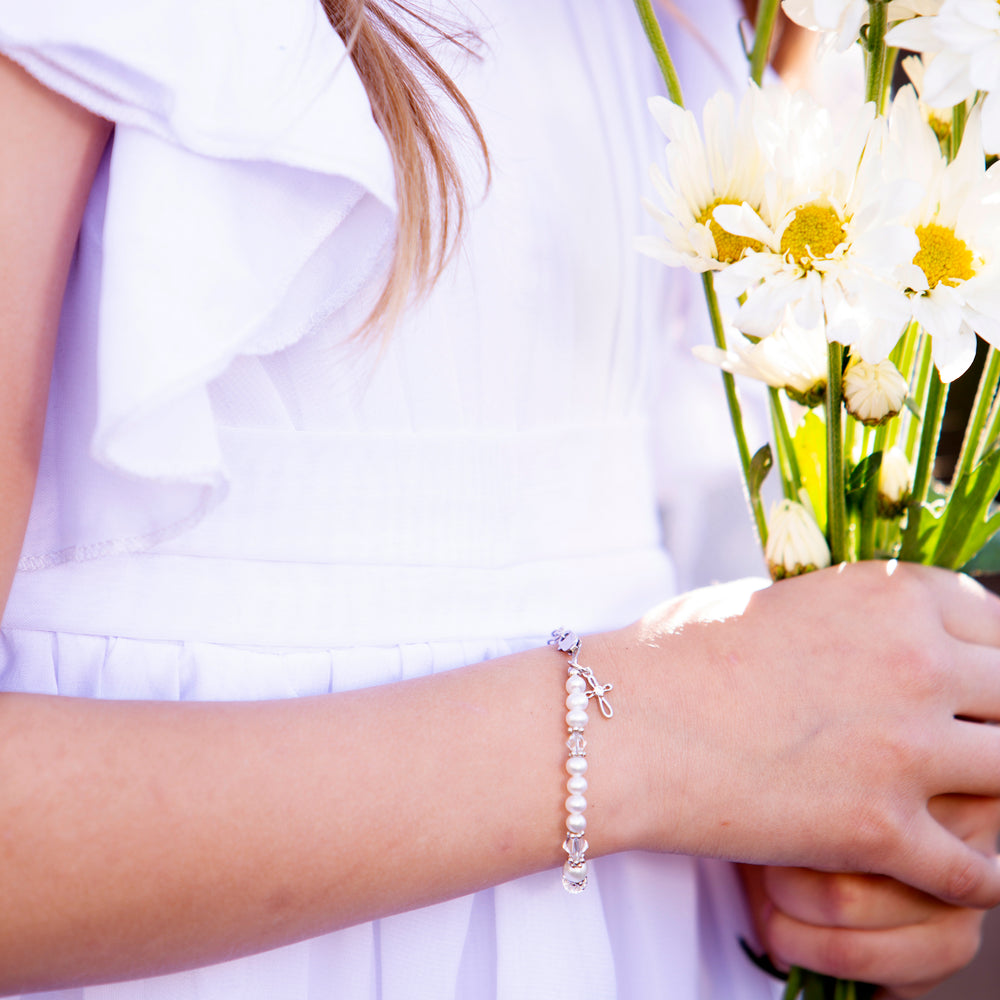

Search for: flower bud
xmin=843 ymin=358 xmax=908 ymax=426
xmin=764 ymin=499 xmax=831 ymax=580
xmin=877 ymin=446 xmax=912 ymax=518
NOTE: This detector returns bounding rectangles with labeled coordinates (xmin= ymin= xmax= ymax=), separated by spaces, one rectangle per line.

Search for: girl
xmin=0 ymin=1 xmax=997 ymax=997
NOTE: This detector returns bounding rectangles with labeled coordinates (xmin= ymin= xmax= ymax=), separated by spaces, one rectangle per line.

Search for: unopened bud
xmin=843 ymin=359 xmax=908 ymax=426
xmin=877 ymin=446 xmax=912 ymax=518
xmin=765 ymin=499 xmax=831 ymax=580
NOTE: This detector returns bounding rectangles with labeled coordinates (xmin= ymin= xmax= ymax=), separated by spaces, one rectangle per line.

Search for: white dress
xmin=0 ymin=1 xmax=774 ymax=997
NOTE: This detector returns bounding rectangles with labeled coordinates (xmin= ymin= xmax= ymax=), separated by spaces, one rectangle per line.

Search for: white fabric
xmin=0 ymin=0 xmax=396 ymax=567
xmin=0 ymin=0 xmax=777 ymax=997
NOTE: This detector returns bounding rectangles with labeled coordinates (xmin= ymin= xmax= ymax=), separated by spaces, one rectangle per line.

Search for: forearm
xmin=0 ymin=638 xmax=647 ymax=992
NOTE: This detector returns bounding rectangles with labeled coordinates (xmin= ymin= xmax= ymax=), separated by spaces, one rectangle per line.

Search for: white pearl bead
xmin=565 ymin=674 xmax=587 ymax=694
xmin=566 ymin=774 xmax=588 ymax=795
xmin=566 ymin=812 xmax=587 ymax=835
xmin=565 ymin=708 xmax=589 ymax=729
xmin=565 ymin=692 xmax=589 ymax=712
xmin=565 ymin=794 xmax=587 ymax=814
xmin=566 ymin=756 xmax=588 ymax=776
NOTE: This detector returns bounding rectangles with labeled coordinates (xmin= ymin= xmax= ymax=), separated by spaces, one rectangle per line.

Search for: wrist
xmin=576 ymin=624 xmax=683 ymax=859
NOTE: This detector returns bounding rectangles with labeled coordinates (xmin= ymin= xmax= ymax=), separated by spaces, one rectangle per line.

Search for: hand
xmin=739 ymin=796 xmax=1000 ymax=998
xmin=607 ymin=561 xmax=1000 ymax=906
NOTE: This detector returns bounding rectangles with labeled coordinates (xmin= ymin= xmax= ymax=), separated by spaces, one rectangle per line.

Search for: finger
xmin=929 ymin=794 xmax=1000 ymax=849
xmin=762 ymin=867 xmax=940 ymax=930
xmin=888 ymin=812 xmax=1000 ymax=908
xmin=763 ymin=905 xmax=984 ymax=994
xmin=951 ymin=645 xmax=1000 ymax=722
xmin=932 ymin=721 xmax=1000 ymax=798
xmin=937 ymin=570 xmax=1000 ymax=648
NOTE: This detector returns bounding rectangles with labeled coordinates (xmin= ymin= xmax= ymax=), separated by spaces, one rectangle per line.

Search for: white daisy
xmin=782 ymin=0 xmax=943 ymax=52
xmin=887 ymin=0 xmax=1000 ymax=152
xmin=900 ymin=54 xmax=958 ymax=153
xmin=712 ymin=87 xmax=918 ymax=363
xmin=692 ymin=315 xmax=828 ymax=406
xmin=637 ymin=88 xmax=769 ymax=273
xmin=887 ymin=86 xmax=1000 ymax=380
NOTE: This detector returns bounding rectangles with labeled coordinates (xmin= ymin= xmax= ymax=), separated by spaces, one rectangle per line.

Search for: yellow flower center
xmin=780 ymin=203 xmax=846 ymax=268
xmin=928 ymin=112 xmax=951 ymax=153
xmin=913 ymin=223 xmax=975 ymax=289
xmin=698 ymin=199 xmax=764 ymax=264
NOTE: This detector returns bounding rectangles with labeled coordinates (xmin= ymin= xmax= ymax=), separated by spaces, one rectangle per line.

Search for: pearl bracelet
xmin=548 ymin=628 xmax=614 ymax=893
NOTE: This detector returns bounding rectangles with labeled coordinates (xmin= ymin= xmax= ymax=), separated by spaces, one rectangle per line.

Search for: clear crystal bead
xmin=566 ymin=732 xmax=587 ymax=754
xmin=563 ymin=834 xmax=588 ymax=861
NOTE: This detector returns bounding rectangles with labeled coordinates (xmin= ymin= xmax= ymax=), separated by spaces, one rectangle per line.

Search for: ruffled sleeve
xmin=0 ymin=0 xmax=397 ymax=568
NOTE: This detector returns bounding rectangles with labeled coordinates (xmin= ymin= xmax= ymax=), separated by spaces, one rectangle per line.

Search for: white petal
xmin=921 ymin=49 xmax=978 ymax=106
xmin=712 ymin=202 xmax=780 ymax=249
xmin=982 ymin=91 xmax=1000 ymax=154
xmin=931 ymin=321 xmax=978 ymax=381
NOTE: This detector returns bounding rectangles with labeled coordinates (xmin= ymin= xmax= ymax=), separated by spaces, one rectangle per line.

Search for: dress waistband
xmin=5 ymin=421 xmax=674 ymax=647
xmin=157 ymin=422 xmax=663 ymax=567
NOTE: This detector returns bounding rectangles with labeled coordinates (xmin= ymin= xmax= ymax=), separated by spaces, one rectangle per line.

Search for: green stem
xmin=902 ymin=370 xmax=949 ymax=557
xmin=859 ymin=423 xmax=889 ymax=560
xmin=865 ymin=3 xmax=888 ymax=107
xmin=843 ymin=408 xmax=857 ymax=465
xmin=980 ymin=377 xmax=1000 ymax=454
xmin=889 ymin=320 xmax=920 ymax=452
xmin=954 ymin=346 xmax=1000 ymax=481
xmin=906 ymin=334 xmax=933 ymax=461
xmin=632 ymin=0 xmax=685 ymax=105
xmin=748 ymin=0 xmax=782 ymax=86
xmin=880 ymin=47 xmax=899 ymax=113
xmin=783 ymin=966 xmax=804 ymax=1000
xmin=703 ymin=274 xmax=769 ymax=545
xmin=769 ymin=387 xmax=802 ymax=499
xmin=860 ymin=423 xmax=873 ymax=460
xmin=827 ymin=343 xmax=848 ymax=563
xmin=873 ymin=421 xmax=890 ymax=463
xmin=951 ymin=101 xmax=968 ymax=161
xmin=631 ymin=0 xmax=765 ymax=545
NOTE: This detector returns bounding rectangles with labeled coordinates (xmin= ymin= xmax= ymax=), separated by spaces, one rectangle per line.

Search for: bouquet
xmin=632 ymin=0 xmax=1000 ymax=997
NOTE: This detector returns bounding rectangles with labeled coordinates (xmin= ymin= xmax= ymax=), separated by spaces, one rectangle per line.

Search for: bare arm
xmin=3 ymin=59 xmax=1000 ymax=997
xmin=0 ymin=55 xmax=111 ymax=609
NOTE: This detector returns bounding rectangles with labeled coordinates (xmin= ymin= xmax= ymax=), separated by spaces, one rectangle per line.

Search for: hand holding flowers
xmin=632 ymin=0 xmax=1000 ymax=994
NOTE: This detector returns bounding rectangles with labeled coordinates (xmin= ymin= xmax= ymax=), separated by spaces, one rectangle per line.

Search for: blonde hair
xmin=319 ymin=0 xmax=489 ymax=336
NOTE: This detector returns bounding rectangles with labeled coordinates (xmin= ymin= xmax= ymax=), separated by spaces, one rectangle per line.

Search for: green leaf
xmin=802 ymin=971 xmax=836 ymax=1000
xmin=792 ymin=411 xmax=828 ymax=532
xmin=847 ymin=452 xmax=883 ymax=560
xmin=897 ymin=499 xmax=946 ymax=563
xmin=845 ymin=452 xmax=882 ymax=513
xmin=960 ymin=526 xmax=1000 ymax=575
xmin=930 ymin=445 xmax=1000 ymax=569
xmin=749 ymin=443 xmax=773 ymax=500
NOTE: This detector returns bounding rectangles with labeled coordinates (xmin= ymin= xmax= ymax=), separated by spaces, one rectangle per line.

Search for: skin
xmin=742 ymin=797 xmax=1000 ymax=997
xmin=0 ymin=52 xmax=999 ymax=997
